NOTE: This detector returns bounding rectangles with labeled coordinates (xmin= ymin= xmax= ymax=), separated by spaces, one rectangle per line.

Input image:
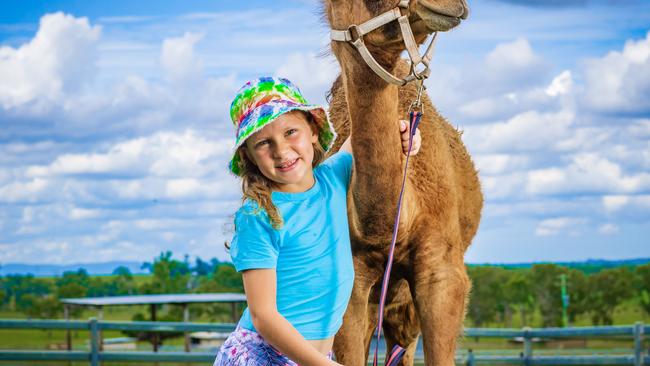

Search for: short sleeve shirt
xmin=229 ymin=151 xmax=354 ymax=340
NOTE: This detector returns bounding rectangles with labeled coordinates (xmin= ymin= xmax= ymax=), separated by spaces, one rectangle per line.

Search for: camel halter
xmin=330 ymin=0 xmax=438 ymax=86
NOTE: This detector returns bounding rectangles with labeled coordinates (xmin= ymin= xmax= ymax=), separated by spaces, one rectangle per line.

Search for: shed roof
xmin=61 ymin=293 xmax=246 ymax=306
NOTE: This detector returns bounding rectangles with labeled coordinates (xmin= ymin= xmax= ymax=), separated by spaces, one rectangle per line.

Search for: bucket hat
xmin=228 ymin=77 xmax=336 ymax=176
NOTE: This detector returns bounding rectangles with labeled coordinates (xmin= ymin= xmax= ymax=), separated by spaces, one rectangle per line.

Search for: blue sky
xmin=0 ymin=0 xmax=648 ymax=265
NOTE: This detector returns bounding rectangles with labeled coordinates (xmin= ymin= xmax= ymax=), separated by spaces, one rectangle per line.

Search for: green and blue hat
xmin=228 ymin=77 xmax=336 ymax=176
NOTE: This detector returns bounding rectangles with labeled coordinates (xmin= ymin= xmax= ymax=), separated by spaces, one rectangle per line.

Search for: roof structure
xmin=61 ymin=293 xmax=246 ymax=306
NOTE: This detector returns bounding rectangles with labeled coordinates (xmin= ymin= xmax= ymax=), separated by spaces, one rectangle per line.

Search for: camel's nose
xmin=460 ymin=0 xmax=470 ymax=19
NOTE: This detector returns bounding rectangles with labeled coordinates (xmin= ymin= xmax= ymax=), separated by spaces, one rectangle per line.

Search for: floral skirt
xmin=213 ymin=325 xmax=333 ymax=366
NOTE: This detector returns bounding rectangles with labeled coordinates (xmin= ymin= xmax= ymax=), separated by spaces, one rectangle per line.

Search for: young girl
xmin=214 ymin=77 xmax=421 ymax=366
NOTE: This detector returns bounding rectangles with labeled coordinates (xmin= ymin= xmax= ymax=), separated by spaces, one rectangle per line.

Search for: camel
xmin=321 ymin=1 xmax=482 ymax=365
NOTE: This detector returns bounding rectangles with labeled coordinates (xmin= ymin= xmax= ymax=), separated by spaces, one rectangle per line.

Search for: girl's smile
xmin=245 ymin=111 xmax=319 ymax=193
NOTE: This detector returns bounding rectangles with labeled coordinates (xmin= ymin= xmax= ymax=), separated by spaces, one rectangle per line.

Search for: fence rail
xmin=0 ymin=319 xmax=647 ymax=365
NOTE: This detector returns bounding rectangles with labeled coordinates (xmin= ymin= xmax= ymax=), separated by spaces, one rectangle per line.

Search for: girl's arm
xmin=242 ymin=268 xmax=341 ymax=366
xmin=339 ymin=119 xmax=421 ymax=155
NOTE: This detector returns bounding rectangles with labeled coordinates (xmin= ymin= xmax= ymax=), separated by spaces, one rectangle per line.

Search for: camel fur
xmin=322 ymin=1 xmax=482 ymax=365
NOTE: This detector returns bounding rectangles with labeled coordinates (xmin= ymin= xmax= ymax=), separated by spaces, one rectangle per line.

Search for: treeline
xmin=1 ymin=254 xmax=649 ymax=328
xmin=0 ymin=251 xmax=243 ymax=323
xmin=468 ymin=263 xmax=650 ymax=327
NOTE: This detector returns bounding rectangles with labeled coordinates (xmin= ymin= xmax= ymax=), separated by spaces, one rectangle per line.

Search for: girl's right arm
xmin=242 ymin=268 xmax=342 ymax=366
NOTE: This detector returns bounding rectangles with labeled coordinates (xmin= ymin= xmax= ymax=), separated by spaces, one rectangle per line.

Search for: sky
xmin=0 ymin=0 xmax=648 ymax=266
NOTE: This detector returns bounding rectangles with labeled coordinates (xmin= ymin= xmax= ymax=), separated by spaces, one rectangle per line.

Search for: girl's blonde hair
xmin=236 ymin=111 xmax=326 ymax=229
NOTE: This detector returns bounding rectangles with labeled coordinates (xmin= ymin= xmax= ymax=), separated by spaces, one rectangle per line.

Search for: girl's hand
xmin=400 ymin=120 xmax=421 ymax=156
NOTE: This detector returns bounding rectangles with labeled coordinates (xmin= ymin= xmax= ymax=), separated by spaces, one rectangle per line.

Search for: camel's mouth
xmin=415 ymin=1 xmax=467 ymax=32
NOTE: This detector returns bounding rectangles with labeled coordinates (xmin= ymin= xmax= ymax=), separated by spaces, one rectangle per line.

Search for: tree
xmin=112 ymin=266 xmax=136 ymax=295
xmin=587 ymin=267 xmax=634 ymax=325
xmin=467 ymin=266 xmax=506 ymax=327
xmin=636 ymin=264 xmax=650 ymax=318
xmin=530 ymin=264 xmax=566 ymax=327
xmin=503 ymin=271 xmax=535 ymax=326
xmin=4 ymin=275 xmax=53 ymax=312
xmin=140 ymin=251 xmax=191 ymax=294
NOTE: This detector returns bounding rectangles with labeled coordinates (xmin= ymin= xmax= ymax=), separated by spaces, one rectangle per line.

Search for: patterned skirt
xmin=213 ymin=325 xmax=333 ymax=366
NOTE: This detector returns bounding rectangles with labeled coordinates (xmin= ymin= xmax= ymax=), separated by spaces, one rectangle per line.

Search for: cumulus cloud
xmin=464 ymin=110 xmax=574 ymax=153
xmin=0 ymin=12 xmax=101 ymax=110
xmin=582 ymin=31 xmax=650 ymax=114
xmin=526 ymin=154 xmax=650 ymax=195
xmin=535 ymin=217 xmax=587 ymax=236
xmin=484 ymin=38 xmax=549 ymax=91
xmin=161 ymin=32 xmax=205 ymax=85
xmin=275 ymin=52 xmax=339 ymax=105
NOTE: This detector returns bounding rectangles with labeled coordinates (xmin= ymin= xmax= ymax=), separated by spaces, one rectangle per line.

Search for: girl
xmin=214 ymin=77 xmax=421 ymax=366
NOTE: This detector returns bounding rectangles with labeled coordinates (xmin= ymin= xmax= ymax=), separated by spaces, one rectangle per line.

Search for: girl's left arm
xmin=339 ymin=120 xmax=421 ymax=156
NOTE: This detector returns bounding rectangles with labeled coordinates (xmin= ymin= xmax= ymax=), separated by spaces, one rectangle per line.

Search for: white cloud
xmin=464 ymin=110 xmax=574 ymax=153
xmin=275 ymin=52 xmax=339 ymax=105
xmin=535 ymin=217 xmax=587 ymax=236
xmin=27 ymin=130 xmax=231 ymax=179
xmin=526 ymin=154 xmax=650 ymax=195
xmin=484 ymin=38 xmax=548 ymax=90
xmin=582 ymin=31 xmax=650 ymax=114
xmin=598 ymin=223 xmax=619 ymax=235
xmin=474 ymin=154 xmax=530 ymax=175
xmin=0 ymin=178 xmax=50 ymax=203
xmin=161 ymin=32 xmax=204 ymax=85
xmin=546 ymin=70 xmax=573 ymax=97
xmin=0 ymin=12 xmax=101 ymax=110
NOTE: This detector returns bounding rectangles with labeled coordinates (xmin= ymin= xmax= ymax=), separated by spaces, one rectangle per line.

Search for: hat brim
xmin=229 ymin=103 xmax=337 ymax=176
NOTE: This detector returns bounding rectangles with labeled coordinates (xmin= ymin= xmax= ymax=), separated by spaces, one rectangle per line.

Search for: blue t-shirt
xmin=229 ymin=151 xmax=354 ymax=340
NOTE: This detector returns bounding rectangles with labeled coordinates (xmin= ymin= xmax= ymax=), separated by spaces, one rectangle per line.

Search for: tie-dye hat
xmin=228 ymin=77 xmax=337 ymax=176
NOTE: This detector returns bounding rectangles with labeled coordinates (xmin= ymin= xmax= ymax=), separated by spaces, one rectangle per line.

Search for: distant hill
xmin=0 ymin=261 xmax=146 ymax=276
xmin=469 ymin=257 xmax=650 ymax=274
xmin=2 ymin=257 xmax=649 ymax=277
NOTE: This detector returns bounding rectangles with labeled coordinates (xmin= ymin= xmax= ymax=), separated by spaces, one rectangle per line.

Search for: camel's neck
xmin=338 ymin=46 xmax=407 ymax=242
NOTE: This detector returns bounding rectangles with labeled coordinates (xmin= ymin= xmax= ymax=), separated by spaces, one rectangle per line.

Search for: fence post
xmin=466 ymin=349 xmax=475 ymax=366
xmin=634 ymin=322 xmax=644 ymax=366
xmin=523 ymin=327 xmax=532 ymax=366
xmin=89 ymin=317 xmax=100 ymax=366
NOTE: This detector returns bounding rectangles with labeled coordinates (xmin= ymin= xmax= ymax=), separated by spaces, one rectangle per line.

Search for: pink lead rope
xmin=371 ymin=108 xmax=423 ymax=366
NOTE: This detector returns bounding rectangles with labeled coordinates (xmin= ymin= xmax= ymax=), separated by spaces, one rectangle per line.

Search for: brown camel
xmin=321 ymin=1 xmax=482 ymax=365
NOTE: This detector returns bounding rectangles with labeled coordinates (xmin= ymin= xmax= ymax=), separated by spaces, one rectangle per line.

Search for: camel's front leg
xmin=334 ymin=262 xmax=376 ymax=366
xmin=410 ymin=260 xmax=470 ymax=366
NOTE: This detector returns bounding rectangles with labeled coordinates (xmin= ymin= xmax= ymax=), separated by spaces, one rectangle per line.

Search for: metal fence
xmin=0 ymin=318 xmax=647 ymax=365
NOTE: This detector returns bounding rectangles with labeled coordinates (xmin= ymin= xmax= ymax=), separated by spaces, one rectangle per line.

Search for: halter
xmin=330 ymin=0 xmax=437 ymax=86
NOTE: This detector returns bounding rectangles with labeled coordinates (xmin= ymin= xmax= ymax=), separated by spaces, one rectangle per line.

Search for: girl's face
xmin=244 ymin=111 xmax=319 ymax=193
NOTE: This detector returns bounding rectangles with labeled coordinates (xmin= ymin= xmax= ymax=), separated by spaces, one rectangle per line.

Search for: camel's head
xmin=323 ymin=0 xmax=468 ymax=48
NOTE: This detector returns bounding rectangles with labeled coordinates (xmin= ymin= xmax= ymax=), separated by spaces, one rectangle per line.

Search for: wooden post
xmin=634 ymin=322 xmax=644 ymax=366
xmin=151 ymin=304 xmax=158 ymax=352
xmin=89 ymin=317 xmax=99 ymax=366
xmin=231 ymin=302 xmax=237 ymax=323
xmin=97 ymin=306 xmax=104 ymax=352
xmin=523 ymin=327 xmax=532 ymax=366
xmin=183 ymin=304 xmax=190 ymax=353
xmin=64 ymin=305 xmax=71 ymax=351
xmin=466 ymin=349 xmax=475 ymax=366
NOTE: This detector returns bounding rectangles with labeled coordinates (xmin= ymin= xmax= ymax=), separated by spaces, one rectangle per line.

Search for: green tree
xmin=504 ymin=271 xmax=535 ymax=326
xmin=635 ymin=264 xmax=650 ymax=318
xmin=467 ymin=266 xmax=506 ymax=327
xmin=112 ymin=266 xmax=136 ymax=295
xmin=566 ymin=269 xmax=589 ymax=324
xmin=587 ymin=267 xmax=634 ymax=325
xmin=1 ymin=274 xmax=51 ymax=311
xmin=530 ymin=264 xmax=566 ymax=327
xmin=140 ymin=251 xmax=191 ymax=294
